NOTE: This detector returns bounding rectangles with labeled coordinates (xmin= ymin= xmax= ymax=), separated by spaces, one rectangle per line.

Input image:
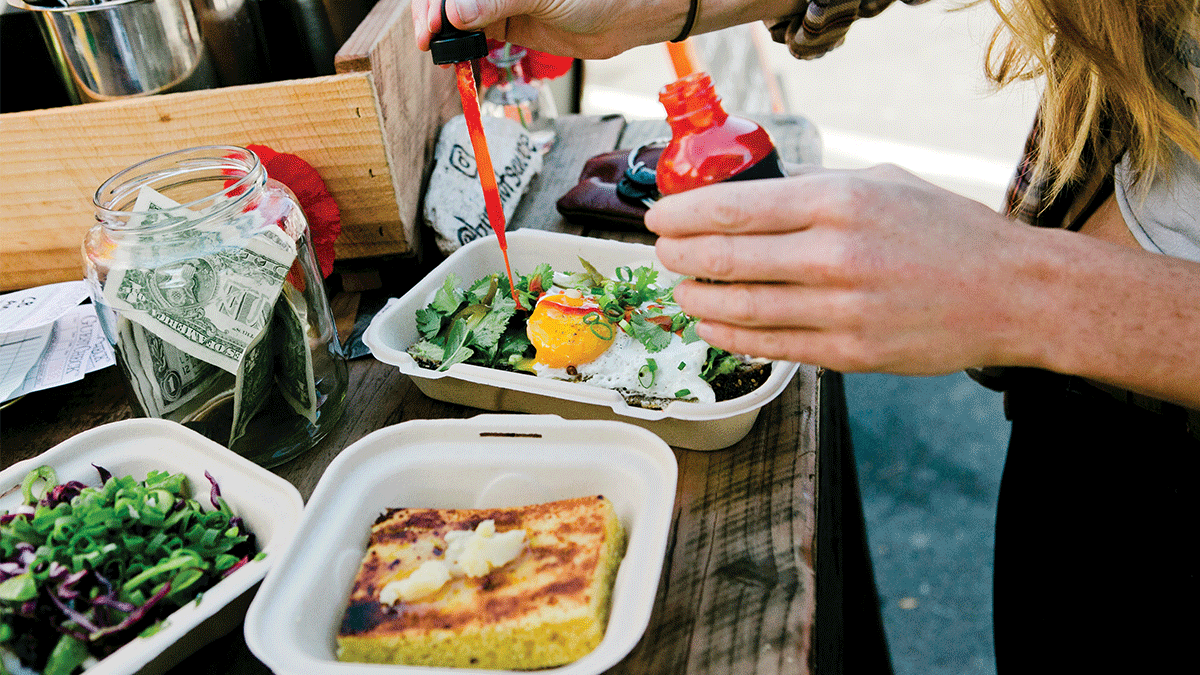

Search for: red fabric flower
xmin=246 ymin=144 xmax=341 ymax=279
xmin=477 ymin=40 xmax=575 ymax=89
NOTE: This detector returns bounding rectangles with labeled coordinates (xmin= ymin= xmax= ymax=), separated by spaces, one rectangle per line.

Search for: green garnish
xmin=638 ymin=358 xmax=658 ymax=388
xmin=406 ymin=259 xmax=756 ymax=396
xmin=1 ymin=466 xmax=259 ymax=674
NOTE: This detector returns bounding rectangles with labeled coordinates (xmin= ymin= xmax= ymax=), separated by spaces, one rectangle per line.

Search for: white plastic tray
xmin=363 ymin=229 xmax=799 ymax=450
xmin=243 ymin=414 xmax=677 ymax=675
xmin=0 ymin=418 xmax=304 ymax=675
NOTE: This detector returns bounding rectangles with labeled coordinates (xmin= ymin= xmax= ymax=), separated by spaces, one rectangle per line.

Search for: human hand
xmin=645 ymin=164 xmax=1046 ymax=374
xmin=412 ymin=0 xmax=690 ymax=58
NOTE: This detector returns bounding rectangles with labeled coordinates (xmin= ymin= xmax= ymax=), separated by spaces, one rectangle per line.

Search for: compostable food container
xmin=244 ymin=414 xmax=677 ymax=674
xmin=0 ymin=418 xmax=305 ymax=675
xmin=363 ymin=229 xmax=800 ymax=450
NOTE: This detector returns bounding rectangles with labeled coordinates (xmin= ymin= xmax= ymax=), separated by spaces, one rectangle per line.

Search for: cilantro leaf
xmin=627 ymin=314 xmax=672 ymax=353
xmin=702 ymin=348 xmax=742 ymax=381
xmin=431 ymin=274 xmax=465 ymax=315
xmin=415 ymin=308 xmax=444 ymax=339
xmin=466 ymin=274 xmax=498 ymax=305
xmin=408 ymin=339 xmax=445 ymax=363
xmin=470 ymin=296 xmax=517 ymax=351
xmin=439 ymin=318 xmax=472 ymax=370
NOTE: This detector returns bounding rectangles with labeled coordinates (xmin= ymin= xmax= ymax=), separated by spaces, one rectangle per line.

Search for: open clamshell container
xmin=243 ymin=414 xmax=677 ymax=675
xmin=0 ymin=418 xmax=304 ymax=675
xmin=363 ymin=229 xmax=800 ymax=450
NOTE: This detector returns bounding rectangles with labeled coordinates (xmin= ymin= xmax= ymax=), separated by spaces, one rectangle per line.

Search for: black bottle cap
xmin=430 ymin=1 xmax=488 ymax=64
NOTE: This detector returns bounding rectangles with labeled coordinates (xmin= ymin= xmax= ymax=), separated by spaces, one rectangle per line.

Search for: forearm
xmin=690 ymin=0 xmax=804 ymax=37
xmin=1011 ymin=227 xmax=1200 ymax=409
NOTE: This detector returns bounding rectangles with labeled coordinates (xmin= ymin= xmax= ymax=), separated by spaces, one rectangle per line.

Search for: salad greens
xmin=407 ymin=258 xmax=747 ymax=384
xmin=1 ymin=465 xmax=259 ymax=675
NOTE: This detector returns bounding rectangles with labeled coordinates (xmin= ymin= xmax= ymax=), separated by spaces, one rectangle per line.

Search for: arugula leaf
xmin=441 ymin=344 xmax=475 ymax=370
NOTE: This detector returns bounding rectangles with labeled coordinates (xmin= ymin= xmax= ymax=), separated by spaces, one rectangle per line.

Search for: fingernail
xmin=455 ymin=0 xmax=481 ymax=25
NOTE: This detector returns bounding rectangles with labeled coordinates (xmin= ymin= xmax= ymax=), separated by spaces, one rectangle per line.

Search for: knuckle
xmin=696 ymin=236 xmax=737 ymax=278
xmin=708 ymin=196 xmax=754 ymax=231
xmin=721 ymin=284 xmax=760 ymax=324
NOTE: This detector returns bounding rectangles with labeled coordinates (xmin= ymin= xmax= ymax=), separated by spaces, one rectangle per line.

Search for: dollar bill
xmin=103 ymin=227 xmax=297 ymax=374
xmin=115 ymin=316 xmax=227 ymax=419
xmin=229 ymin=315 xmax=275 ymax=448
xmin=273 ymin=283 xmax=318 ymax=424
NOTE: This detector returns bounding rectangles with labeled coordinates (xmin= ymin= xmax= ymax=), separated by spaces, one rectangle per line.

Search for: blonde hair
xmin=984 ymin=0 xmax=1200 ymax=200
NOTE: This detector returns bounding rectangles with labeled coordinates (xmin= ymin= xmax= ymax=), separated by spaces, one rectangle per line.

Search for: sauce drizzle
xmin=454 ymin=60 xmax=523 ymax=309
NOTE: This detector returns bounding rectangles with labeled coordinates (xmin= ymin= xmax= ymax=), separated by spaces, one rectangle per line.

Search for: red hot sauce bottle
xmin=656 ymin=72 xmax=786 ymax=196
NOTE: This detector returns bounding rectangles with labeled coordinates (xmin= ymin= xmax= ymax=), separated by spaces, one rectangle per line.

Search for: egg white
xmin=532 ymin=328 xmax=716 ymax=404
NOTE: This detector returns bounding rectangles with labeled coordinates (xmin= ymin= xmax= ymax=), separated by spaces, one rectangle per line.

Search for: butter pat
xmin=380 ymin=560 xmax=452 ymax=605
xmin=379 ymin=520 xmax=526 ymax=604
xmin=446 ymin=520 xmax=526 ymax=578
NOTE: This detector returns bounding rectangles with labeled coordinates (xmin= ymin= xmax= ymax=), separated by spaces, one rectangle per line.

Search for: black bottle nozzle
xmin=430 ymin=0 xmax=488 ymax=64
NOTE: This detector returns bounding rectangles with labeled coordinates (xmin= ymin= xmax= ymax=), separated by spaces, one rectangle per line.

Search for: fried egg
xmin=526 ymin=289 xmax=716 ymax=404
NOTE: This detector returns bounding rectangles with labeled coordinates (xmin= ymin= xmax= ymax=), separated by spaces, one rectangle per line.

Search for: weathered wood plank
xmin=0 ymin=74 xmax=392 ymax=291
xmin=510 ymin=113 xmax=627 ymax=235
xmin=0 ymin=0 xmax=457 ymax=292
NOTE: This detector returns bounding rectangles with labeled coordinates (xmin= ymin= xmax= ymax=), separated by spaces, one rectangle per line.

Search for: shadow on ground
xmin=845 ymin=372 xmax=1010 ymax=675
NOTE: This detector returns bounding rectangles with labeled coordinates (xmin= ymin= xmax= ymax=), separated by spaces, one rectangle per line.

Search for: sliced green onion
xmin=678 ymin=361 xmax=687 ymax=370
xmin=675 ymin=389 xmax=691 ymax=398
xmin=638 ymin=358 xmax=658 ymax=388
xmin=21 ymin=466 xmax=57 ymax=505
xmin=582 ymin=311 xmax=615 ymax=340
xmin=615 ymin=266 xmax=634 ymax=282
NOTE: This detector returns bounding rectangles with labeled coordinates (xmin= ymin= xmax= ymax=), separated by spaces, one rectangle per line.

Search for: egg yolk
xmin=526 ymin=293 xmax=616 ymax=368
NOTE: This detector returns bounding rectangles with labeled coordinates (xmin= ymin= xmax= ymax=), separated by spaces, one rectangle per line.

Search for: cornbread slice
xmin=336 ymin=495 xmax=627 ymax=669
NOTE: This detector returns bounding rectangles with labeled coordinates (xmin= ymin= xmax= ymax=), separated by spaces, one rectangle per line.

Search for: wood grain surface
xmin=0 ymin=0 xmax=456 ymax=291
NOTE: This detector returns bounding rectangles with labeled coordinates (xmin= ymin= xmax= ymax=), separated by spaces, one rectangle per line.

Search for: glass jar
xmin=479 ymin=42 xmax=558 ymax=145
xmin=84 ymin=145 xmax=348 ymax=467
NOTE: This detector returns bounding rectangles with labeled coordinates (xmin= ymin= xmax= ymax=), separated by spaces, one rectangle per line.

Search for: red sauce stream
xmin=455 ymin=60 xmax=522 ymax=308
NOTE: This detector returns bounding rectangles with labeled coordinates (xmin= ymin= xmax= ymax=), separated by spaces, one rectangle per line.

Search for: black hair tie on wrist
xmin=671 ymin=0 xmax=700 ymax=43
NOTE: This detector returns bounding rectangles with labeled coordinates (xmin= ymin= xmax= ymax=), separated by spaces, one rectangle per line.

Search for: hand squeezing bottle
xmin=656 ymin=72 xmax=786 ymax=196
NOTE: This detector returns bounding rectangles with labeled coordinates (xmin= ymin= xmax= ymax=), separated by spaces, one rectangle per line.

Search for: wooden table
xmin=1 ymin=114 xmax=872 ymax=674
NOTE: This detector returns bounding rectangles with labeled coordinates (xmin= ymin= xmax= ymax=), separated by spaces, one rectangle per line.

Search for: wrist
xmin=669 ymin=0 xmax=803 ymax=39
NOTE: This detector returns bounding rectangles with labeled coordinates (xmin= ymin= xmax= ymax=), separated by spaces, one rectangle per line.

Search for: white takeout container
xmin=243 ymin=414 xmax=677 ymax=675
xmin=363 ymin=229 xmax=800 ymax=450
xmin=0 ymin=418 xmax=304 ymax=675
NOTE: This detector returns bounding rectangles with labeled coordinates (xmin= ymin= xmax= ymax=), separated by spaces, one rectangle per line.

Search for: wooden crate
xmin=0 ymin=0 xmax=457 ymax=292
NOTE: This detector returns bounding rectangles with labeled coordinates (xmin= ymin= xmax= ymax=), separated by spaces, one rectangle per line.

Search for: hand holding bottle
xmin=645 ymin=163 xmax=1052 ymax=376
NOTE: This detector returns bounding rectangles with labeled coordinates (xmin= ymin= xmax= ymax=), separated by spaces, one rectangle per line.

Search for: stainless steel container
xmin=9 ymin=0 xmax=217 ymax=103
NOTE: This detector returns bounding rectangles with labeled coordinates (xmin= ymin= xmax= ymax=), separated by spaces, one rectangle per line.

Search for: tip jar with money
xmin=83 ymin=146 xmax=349 ymax=467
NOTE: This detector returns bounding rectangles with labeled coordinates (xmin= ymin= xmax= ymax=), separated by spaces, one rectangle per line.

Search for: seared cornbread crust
xmin=336 ymin=495 xmax=626 ymax=669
